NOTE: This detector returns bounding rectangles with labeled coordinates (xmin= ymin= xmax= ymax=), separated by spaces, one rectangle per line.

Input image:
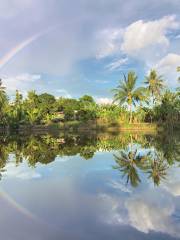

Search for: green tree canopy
xmin=113 ymin=71 xmax=146 ymax=123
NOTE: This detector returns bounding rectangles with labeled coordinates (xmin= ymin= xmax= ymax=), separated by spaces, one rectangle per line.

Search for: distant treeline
xmin=0 ymin=69 xmax=179 ymax=127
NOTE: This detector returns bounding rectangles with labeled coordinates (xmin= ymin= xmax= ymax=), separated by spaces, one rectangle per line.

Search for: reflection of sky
xmin=0 ymin=151 xmax=180 ymax=240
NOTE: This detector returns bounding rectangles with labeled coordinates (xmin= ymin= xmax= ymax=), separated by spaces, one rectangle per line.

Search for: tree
xmin=12 ymin=90 xmax=24 ymax=124
xmin=145 ymin=69 xmax=164 ymax=104
xmin=0 ymin=79 xmax=8 ymax=125
xmin=38 ymin=93 xmax=56 ymax=123
xmin=153 ymin=90 xmax=180 ymax=126
xmin=79 ymin=95 xmax=95 ymax=104
xmin=24 ymin=91 xmax=41 ymax=124
xmin=113 ymin=71 xmax=145 ymax=123
xmin=177 ymin=66 xmax=180 ymax=82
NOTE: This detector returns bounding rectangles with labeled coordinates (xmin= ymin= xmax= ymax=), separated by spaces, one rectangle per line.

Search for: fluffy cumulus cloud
xmin=154 ymin=53 xmax=180 ymax=86
xmin=96 ymin=28 xmax=124 ymax=59
xmin=121 ymin=15 xmax=179 ymax=55
xmin=94 ymin=14 xmax=180 ymax=87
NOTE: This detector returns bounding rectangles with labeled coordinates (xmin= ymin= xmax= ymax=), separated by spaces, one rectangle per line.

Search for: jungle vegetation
xmin=0 ymin=68 xmax=179 ymax=128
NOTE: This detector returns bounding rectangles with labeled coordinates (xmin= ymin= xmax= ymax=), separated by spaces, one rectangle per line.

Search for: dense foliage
xmin=0 ymin=68 xmax=179 ymax=128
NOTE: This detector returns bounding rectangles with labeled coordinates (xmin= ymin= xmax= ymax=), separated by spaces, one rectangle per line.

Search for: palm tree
xmin=177 ymin=66 xmax=180 ymax=82
xmin=113 ymin=71 xmax=145 ymax=123
xmin=145 ymin=69 xmax=164 ymax=104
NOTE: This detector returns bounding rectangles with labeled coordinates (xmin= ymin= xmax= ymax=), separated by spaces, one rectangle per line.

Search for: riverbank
xmin=0 ymin=119 xmax=179 ymax=135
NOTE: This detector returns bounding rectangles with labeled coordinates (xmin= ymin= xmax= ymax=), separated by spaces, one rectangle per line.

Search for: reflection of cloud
xmin=161 ymin=167 xmax=180 ymax=197
xmin=125 ymin=193 xmax=177 ymax=235
xmin=109 ymin=180 xmax=131 ymax=193
xmin=55 ymin=156 xmax=72 ymax=162
xmin=98 ymin=193 xmax=125 ymax=225
xmin=99 ymin=187 xmax=180 ymax=238
xmin=2 ymin=161 xmax=41 ymax=180
xmin=163 ymin=181 xmax=180 ymax=197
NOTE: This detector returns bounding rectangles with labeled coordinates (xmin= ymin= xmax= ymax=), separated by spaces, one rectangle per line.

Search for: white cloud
xmin=3 ymin=73 xmax=41 ymax=94
xmin=105 ymin=57 xmax=128 ymax=71
xmin=96 ymin=97 xmax=113 ymax=105
xmin=121 ymin=15 xmax=179 ymax=55
xmin=96 ymin=28 xmax=123 ymax=59
xmin=154 ymin=53 xmax=180 ymax=86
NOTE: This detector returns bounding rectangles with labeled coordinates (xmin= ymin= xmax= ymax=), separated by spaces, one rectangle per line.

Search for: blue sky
xmin=0 ymin=0 xmax=180 ymax=102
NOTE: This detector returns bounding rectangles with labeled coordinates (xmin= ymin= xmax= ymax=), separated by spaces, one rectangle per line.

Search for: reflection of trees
xmin=79 ymin=146 xmax=95 ymax=160
xmin=153 ymin=131 xmax=180 ymax=165
xmin=113 ymin=147 xmax=149 ymax=187
xmin=113 ymin=145 xmax=169 ymax=187
xmin=0 ymin=131 xmax=179 ymax=183
xmin=147 ymin=152 xmax=168 ymax=186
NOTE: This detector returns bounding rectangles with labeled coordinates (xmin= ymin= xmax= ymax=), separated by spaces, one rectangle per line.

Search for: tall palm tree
xmin=177 ymin=66 xmax=180 ymax=82
xmin=145 ymin=69 xmax=164 ymax=104
xmin=113 ymin=71 xmax=145 ymax=123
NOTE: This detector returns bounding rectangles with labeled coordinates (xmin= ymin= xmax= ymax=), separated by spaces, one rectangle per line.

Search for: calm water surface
xmin=0 ymin=131 xmax=180 ymax=240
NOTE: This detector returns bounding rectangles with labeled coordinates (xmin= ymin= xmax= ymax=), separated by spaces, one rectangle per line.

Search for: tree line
xmin=0 ymin=68 xmax=179 ymax=128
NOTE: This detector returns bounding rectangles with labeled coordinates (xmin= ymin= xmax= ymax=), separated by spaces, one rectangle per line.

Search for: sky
xmin=0 ymin=0 xmax=180 ymax=102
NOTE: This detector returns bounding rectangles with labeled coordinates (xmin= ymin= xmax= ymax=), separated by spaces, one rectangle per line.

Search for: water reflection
xmin=0 ymin=131 xmax=179 ymax=187
xmin=0 ymin=130 xmax=179 ymax=240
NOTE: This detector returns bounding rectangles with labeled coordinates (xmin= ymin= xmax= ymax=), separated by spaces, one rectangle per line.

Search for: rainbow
xmin=0 ymin=186 xmax=39 ymax=222
xmin=0 ymin=26 xmax=56 ymax=70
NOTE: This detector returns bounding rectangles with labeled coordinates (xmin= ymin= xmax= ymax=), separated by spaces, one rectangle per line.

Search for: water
xmin=0 ymin=131 xmax=180 ymax=240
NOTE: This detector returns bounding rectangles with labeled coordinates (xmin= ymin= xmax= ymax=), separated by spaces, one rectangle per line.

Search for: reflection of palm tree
xmin=147 ymin=152 xmax=168 ymax=186
xmin=113 ymin=147 xmax=145 ymax=187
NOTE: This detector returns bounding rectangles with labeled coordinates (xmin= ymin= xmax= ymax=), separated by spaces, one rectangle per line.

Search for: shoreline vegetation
xmin=0 ymin=69 xmax=179 ymax=133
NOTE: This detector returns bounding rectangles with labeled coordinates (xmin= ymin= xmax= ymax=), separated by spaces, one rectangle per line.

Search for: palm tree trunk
xmin=129 ymin=104 xmax=132 ymax=123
